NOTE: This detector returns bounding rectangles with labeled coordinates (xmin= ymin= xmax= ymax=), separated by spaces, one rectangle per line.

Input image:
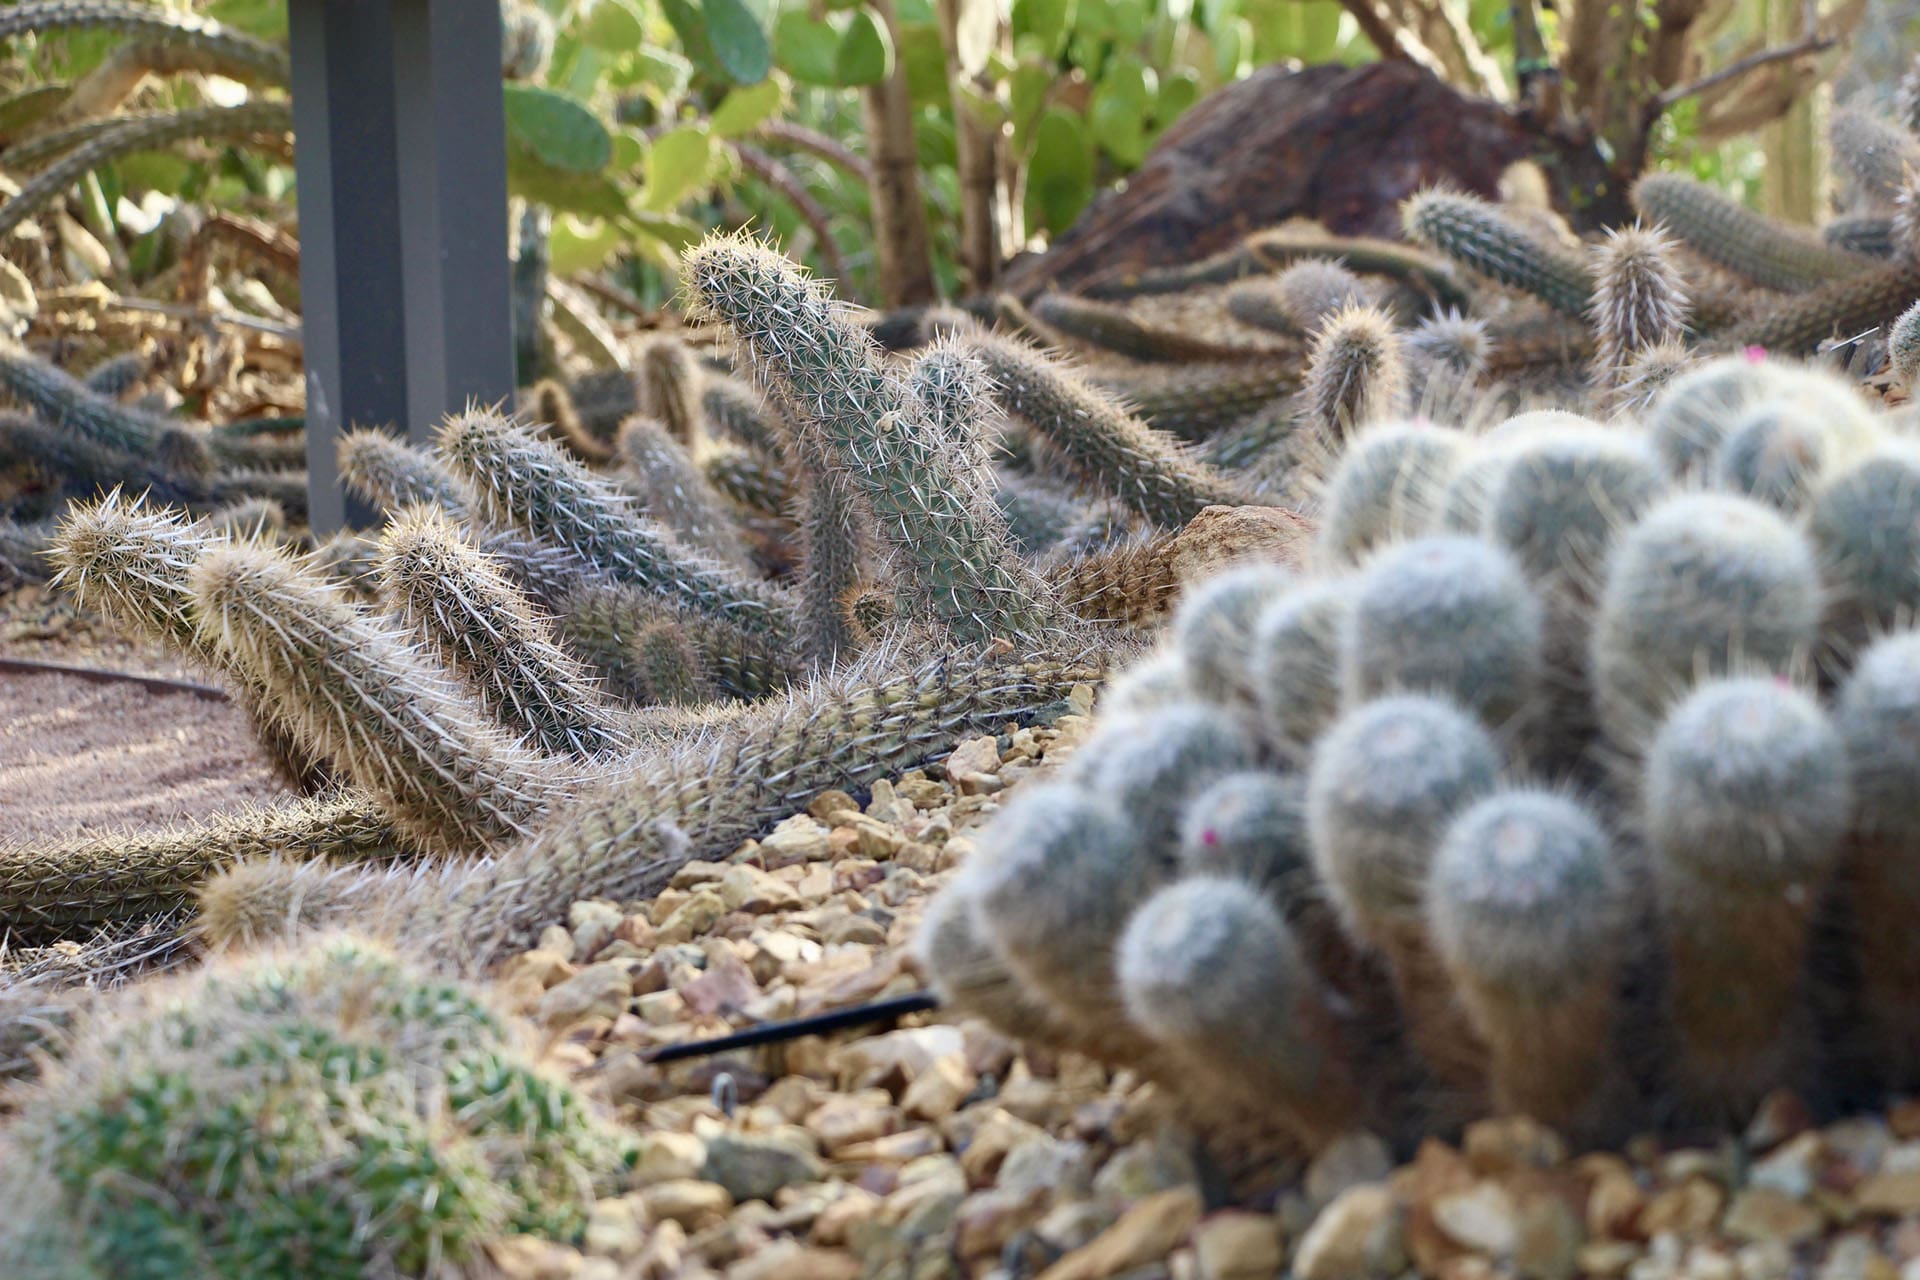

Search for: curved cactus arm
xmin=0 ymin=1 xmax=289 ymax=84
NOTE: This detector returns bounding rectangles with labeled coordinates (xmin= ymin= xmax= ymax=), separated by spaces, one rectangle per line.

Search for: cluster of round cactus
xmin=0 ymin=934 xmax=631 ymax=1279
xmin=919 ymin=351 xmax=1920 ymax=1157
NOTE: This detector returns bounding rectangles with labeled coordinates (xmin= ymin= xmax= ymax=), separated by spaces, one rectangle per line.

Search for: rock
xmin=1640 ymin=1178 xmax=1724 ymax=1238
xmin=830 ymin=1025 xmax=967 ymax=1086
xmin=1723 ymin=1188 xmax=1823 ymax=1246
xmin=1192 ymin=1212 xmax=1284 ymax=1280
xmin=634 ymin=1131 xmax=711 ymax=1186
xmin=807 ymin=1094 xmax=903 ymax=1154
xmin=902 ymin=1056 xmax=977 ymax=1122
xmin=640 ymin=1179 xmax=735 ymax=1230
xmin=679 ymin=948 xmax=763 ymax=1017
xmin=866 ymin=778 xmax=916 ymax=826
xmin=761 ymin=814 xmax=833 ymax=865
xmin=847 ymin=814 xmax=906 ymax=858
xmin=1094 ymin=1136 xmax=1201 ymax=1202
xmin=1747 ymin=1091 xmax=1814 ymax=1150
xmin=1463 ymin=1117 xmax=1567 ymax=1175
xmin=824 ymin=914 xmax=889 ymax=946
xmin=488 ymin=1235 xmax=591 ymax=1280
xmin=809 ymin=790 xmax=862 ymax=822
xmin=1306 ymin=1132 xmax=1395 ymax=1209
xmin=835 ymin=1128 xmax=945 ymax=1165
xmin=537 ymin=924 xmax=576 ymax=962
xmin=1584 ymin=1168 xmax=1645 ymax=1241
xmin=702 ymin=1132 xmax=828 ymax=1204
xmin=1034 ymin=1187 xmax=1204 ymax=1280
xmin=583 ymin=1196 xmax=649 ymax=1259
xmin=656 ymin=890 xmax=728 ymax=944
xmin=1511 ymin=1187 xmax=1581 ymax=1280
xmin=955 ymin=1186 xmax=1052 ymax=1263
xmin=720 ymin=864 xmax=800 ymax=913
xmin=636 ymin=989 xmax=687 ymax=1025
xmin=960 ymin=1107 xmax=1051 ymax=1184
xmin=536 ymin=959 xmax=634 ymax=1028
xmin=569 ymin=899 xmax=625 ymax=959
xmin=1433 ymin=1182 xmax=1518 ymax=1256
xmin=946 ymin=735 xmax=1004 ymax=794
xmin=724 ymin=1240 xmax=861 ymax=1280
xmin=1857 ymin=1171 xmax=1920 ymax=1216
xmin=503 ymin=947 xmax=576 ymax=991
xmin=1825 ymin=1118 xmax=1893 ymax=1180
xmin=1000 ymin=1134 xmax=1098 ymax=1199
xmin=1293 ymin=1185 xmax=1406 ymax=1280
xmin=1750 ymin=1133 xmax=1822 ymax=1200
xmin=812 ymin=1186 xmax=884 ymax=1247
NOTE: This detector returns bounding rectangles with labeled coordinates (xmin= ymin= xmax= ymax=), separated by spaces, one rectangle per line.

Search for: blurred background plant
xmin=0 ymin=0 xmax=1903 ymax=341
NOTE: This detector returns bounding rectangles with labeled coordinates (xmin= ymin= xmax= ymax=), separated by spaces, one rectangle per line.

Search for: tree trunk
xmin=861 ymin=0 xmax=937 ymax=307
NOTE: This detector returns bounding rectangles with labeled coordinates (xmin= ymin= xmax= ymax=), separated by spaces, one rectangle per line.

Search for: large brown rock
xmin=1000 ymin=61 xmax=1536 ymax=298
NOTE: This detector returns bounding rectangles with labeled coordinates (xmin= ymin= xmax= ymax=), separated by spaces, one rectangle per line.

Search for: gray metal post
xmin=289 ymin=0 xmax=513 ymax=534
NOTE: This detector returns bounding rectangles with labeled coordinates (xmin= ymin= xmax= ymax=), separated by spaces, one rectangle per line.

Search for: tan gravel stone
xmin=1293 ymin=1185 xmax=1406 ymax=1280
xmin=1192 ymin=1211 xmax=1284 ymax=1280
xmin=640 ymin=1179 xmax=735 ymax=1230
xmin=1034 ymin=1186 xmax=1204 ymax=1280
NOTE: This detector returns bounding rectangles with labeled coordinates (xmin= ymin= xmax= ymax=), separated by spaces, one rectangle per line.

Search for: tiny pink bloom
xmin=1745 ymin=345 xmax=1769 ymax=363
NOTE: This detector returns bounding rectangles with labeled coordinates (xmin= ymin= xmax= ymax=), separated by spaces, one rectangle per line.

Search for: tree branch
xmin=1655 ymin=31 xmax=1837 ymax=109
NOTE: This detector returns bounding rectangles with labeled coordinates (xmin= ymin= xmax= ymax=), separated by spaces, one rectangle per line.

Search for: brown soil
xmin=0 ymin=584 xmax=285 ymax=846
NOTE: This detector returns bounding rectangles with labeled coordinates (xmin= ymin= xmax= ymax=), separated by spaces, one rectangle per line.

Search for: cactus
xmin=1227 ymin=261 xmax=1363 ymax=336
xmin=613 ymin=415 xmax=753 ymax=566
xmin=1404 ymin=309 xmax=1491 ymax=400
xmin=437 ymin=408 xmax=799 ymax=639
xmin=1062 ymin=702 xmax=1259 ymax=847
xmin=1837 ymin=631 xmax=1920 ymax=1088
xmin=1091 ymin=361 xmax=1303 ymax=442
xmin=189 ymin=540 xmax=572 ymax=854
xmin=1249 ymin=576 xmax=1349 ymax=764
xmin=1610 ymin=338 xmax=1700 ymax=418
xmin=528 ymin=377 xmax=613 ymax=463
xmin=1427 ymin=787 xmax=1630 ymax=1138
xmin=1307 ymin=693 xmax=1500 ymax=1093
xmin=1830 ymin=108 xmax=1920 ymax=211
xmin=1633 ymin=173 xmax=1879 ymax=293
xmin=1644 ymin=678 xmax=1850 ymax=1122
xmin=1588 ymin=224 xmax=1690 ymax=391
xmin=964 ymin=782 xmax=1161 ymax=1055
xmin=0 ymin=517 xmax=56 ymax=585
xmin=1643 ymin=353 xmax=1786 ymax=480
xmin=1342 ymin=534 xmax=1544 ymax=728
xmin=0 ymin=411 xmax=186 ymax=500
xmin=1713 ymin=400 xmax=1854 ymax=513
xmin=556 ymin=578 xmax=795 ymax=702
xmin=241 ymin=643 xmax=1110 ymax=968
xmin=914 ymin=877 xmax=1068 ymax=1047
xmin=1824 ymin=214 xmax=1896 ymax=259
xmin=374 ymin=505 xmax=633 ymax=758
xmin=682 ymin=236 xmax=1061 ymax=642
xmin=1728 ymin=258 xmax=1920 ymax=355
xmin=703 ymin=447 xmax=795 ymax=515
xmin=80 ymin=350 xmax=145 ymax=399
xmin=336 ymin=425 xmax=473 ymax=517
xmin=962 ymin=332 xmax=1248 ymax=527
xmin=0 ymin=101 xmax=293 ymax=241
xmin=0 ymin=793 xmax=398 ymax=941
xmin=0 ymin=2 xmax=289 ymax=81
xmin=638 ymin=335 xmax=704 ymax=446
xmin=1806 ymin=442 xmax=1920 ymax=661
xmin=1590 ymin=493 xmax=1823 ymax=753
xmin=1169 ymin=562 xmax=1295 ymax=706
xmin=1303 ymin=303 xmax=1406 ymax=438
xmin=1899 ymin=55 xmax=1920 ymax=137
xmin=552 ymin=366 xmax=633 ymax=443
xmin=1482 ymin=426 xmax=1667 ymax=598
xmin=1031 ymin=291 xmax=1274 ymax=362
xmin=1116 ymin=877 xmax=1366 ymax=1146
xmin=1317 ymin=421 xmax=1463 ymax=564
xmin=0 ymin=342 xmax=179 ymax=457
xmin=702 ymin=375 xmax=785 ymax=456
xmin=1892 ymin=301 xmax=1920 ymax=391
xmin=0 ymin=935 xmax=629 ymax=1279
xmin=1402 ymin=189 xmax=1593 ymax=317
xmin=1247 ymin=228 xmax=1475 ymax=313
xmin=1176 ymin=770 xmax=1309 ymax=893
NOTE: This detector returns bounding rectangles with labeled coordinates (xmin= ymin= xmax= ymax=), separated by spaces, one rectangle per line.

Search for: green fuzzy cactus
xmin=1063 ymin=701 xmax=1259 ymax=847
xmin=563 ymin=366 xmax=640 ymax=445
xmin=528 ymin=378 xmax=614 ymax=464
xmin=1176 ymin=770 xmax=1309 ymax=895
xmin=0 ymin=342 xmax=174 ymax=457
xmin=1899 ymin=55 xmax=1920 ymax=136
xmin=336 ymin=426 xmax=474 ymax=518
xmin=438 ymin=408 xmax=798 ymax=639
xmin=1032 ymin=291 xmax=1270 ymax=362
xmin=683 ymin=235 xmax=1061 ymax=641
xmin=1116 ymin=876 xmax=1365 ymax=1146
xmin=1402 ymin=189 xmax=1593 ymax=317
xmin=1303 ymin=303 xmax=1406 ymax=438
xmin=1168 ymin=562 xmax=1295 ymax=706
xmin=0 ymin=934 xmax=630 ymax=1280
xmin=962 ymin=332 xmax=1248 ymax=527
xmin=556 ymin=578 xmax=794 ymax=702
xmin=1482 ymin=426 xmax=1667 ymax=595
xmin=1642 ymin=353 xmax=1787 ymax=480
xmin=1341 ymin=534 xmax=1544 ymax=728
xmin=1317 ymin=421 xmax=1464 ymax=564
xmin=1824 ymin=214 xmax=1896 ymax=259
xmin=1644 ymin=677 xmax=1849 ymax=1122
xmin=1427 ymin=787 xmax=1630 ymax=1139
xmin=1830 ymin=108 xmax=1920 ymax=212
xmin=375 ymin=505 xmax=634 ymax=758
xmin=914 ymin=878 xmax=1068 ymax=1048
xmin=189 ymin=539 xmax=572 ymax=854
xmin=79 ymin=350 xmax=146 ymax=400
xmin=1806 ymin=442 xmax=1920 ymax=661
xmin=703 ymin=447 xmax=795 ymax=515
xmin=701 ymin=375 xmax=786 ymax=456
xmin=1728 ymin=258 xmax=1920 ymax=355
xmin=638 ymin=335 xmax=704 ymax=446
xmin=1590 ymin=492 xmax=1822 ymax=752
xmin=1249 ymin=576 xmax=1349 ymax=763
xmin=1092 ymin=361 xmax=1302 ymax=442
xmin=1633 ymin=173 xmax=1879 ymax=293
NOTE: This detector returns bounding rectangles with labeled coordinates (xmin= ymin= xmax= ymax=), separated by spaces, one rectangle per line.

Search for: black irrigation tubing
xmin=643 ymin=990 xmax=942 ymax=1064
xmin=0 ymin=656 xmax=228 ymax=701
